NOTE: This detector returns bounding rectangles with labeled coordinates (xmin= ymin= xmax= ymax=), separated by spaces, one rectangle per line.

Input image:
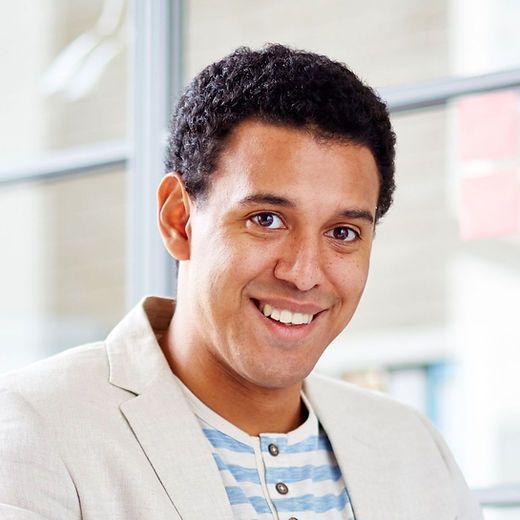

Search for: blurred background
xmin=1 ymin=1 xmax=519 ymax=516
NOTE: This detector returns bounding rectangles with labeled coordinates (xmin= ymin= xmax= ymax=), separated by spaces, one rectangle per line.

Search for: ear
xmin=157 ymin=173 xmax=192 ymax=261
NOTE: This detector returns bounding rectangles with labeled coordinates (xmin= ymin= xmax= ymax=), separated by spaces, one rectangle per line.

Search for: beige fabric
xmin=0 ymin=296 xmax=483 ymax=519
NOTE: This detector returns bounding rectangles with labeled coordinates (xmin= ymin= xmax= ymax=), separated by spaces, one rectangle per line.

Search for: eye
xmin=325 ymin=226 xmax=359 ymax=242
xmin=250 ymin=212 xmax=285 ymax=229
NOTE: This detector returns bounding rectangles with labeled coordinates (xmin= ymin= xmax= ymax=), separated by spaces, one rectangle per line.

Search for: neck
xmin=159 ymin=310 xmax=305 ymax=436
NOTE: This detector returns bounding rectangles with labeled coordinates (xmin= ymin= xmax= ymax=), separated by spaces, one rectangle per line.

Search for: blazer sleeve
xmin=416 ymin=411 xmax=484 ymax=520
xmin=0 ymin=389 xmax=81 ymax=520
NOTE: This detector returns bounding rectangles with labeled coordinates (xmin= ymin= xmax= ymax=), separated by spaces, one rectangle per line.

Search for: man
xmin=0 ymin=45 xmax=482 ymax=519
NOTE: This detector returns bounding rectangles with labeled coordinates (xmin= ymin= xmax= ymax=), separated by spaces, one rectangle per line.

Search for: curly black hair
xmin=165 ymin=44 xmax=396 ymax=221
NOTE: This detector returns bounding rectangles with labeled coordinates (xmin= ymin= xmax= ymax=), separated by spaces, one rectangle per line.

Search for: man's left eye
xmin=326 ymin=226 xmax=359 ymax=242
xmin=251 ymin=212 xmax=285 ymax=229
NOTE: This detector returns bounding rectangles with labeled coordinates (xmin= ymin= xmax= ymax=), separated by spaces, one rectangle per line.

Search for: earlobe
xmin=157 ymin=173 xmax=192 ymax=261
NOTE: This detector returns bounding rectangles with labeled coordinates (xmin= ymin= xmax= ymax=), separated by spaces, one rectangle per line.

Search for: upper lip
xmin=252 ymin=297 xmax=327 ymax=316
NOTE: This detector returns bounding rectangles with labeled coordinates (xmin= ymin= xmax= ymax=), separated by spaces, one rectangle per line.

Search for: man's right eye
xmin=250 ymin=212 xmax=285 ymax=229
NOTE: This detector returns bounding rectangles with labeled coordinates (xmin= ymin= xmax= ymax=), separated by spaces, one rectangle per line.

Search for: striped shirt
xmin=177 ymin=379 xmax=355 ymax=520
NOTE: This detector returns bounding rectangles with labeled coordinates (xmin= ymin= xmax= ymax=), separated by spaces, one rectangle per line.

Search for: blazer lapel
xmin=304 ymin=376 xmax=394 ymax=519
xmin=120 ymin=377 xmax=234 ymax=520
xmin=106 ymin=297 xmax=234 ymax=520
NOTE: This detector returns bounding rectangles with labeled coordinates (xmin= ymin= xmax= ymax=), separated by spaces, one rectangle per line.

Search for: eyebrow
xmin=238 ymin=193 xmax=296 ymax=208
xmin=338 ymin=208 xmax=374 ymax=224
xmin=238 ymin=192 xmax=374 ymax=224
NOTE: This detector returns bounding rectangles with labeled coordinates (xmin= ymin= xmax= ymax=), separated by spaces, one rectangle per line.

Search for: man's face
xmin=178 ymin=119 xmax=380 ymax=390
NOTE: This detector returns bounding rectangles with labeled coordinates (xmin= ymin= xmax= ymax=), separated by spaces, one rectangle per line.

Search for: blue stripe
xmin=213 ymin=453 xmax=340 ymax=485
xmin=225 ymin=486 xmax=271 ymax=514
xmin=202 ymin=428 xmax=254 ymax=453
xmin=260 ymin=436 xmax=288 ymax=451
xmin=273 ymin=488 xmax=349 ymax=513
xmin=212 ymin=453 xmax=261 ymax=484
xmin=266 ymin=464 xmax=342 ymax=483
xmin=261 ymin=435 xmax=332 ymax=454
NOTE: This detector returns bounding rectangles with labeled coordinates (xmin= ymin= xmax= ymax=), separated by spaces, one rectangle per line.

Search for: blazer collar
xmin=105 ymin=296 xmax=234 ymax=520
xmin=105 ymin=296 xmax=174 ymax=394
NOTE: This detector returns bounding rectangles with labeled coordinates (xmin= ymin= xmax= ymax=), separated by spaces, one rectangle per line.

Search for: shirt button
xmin=275 ymin=482 xmax=289 ymax=495
xmin=268 ymin=443 xmax=279 ymax=456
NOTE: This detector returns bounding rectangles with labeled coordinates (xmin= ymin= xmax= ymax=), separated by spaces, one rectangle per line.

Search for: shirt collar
xmin=175 ymin=373 xmax=319 ymax=447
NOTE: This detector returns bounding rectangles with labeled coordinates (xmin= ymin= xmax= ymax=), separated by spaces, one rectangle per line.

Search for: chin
xmin=244 ymin=365 xmax=313 ymax=390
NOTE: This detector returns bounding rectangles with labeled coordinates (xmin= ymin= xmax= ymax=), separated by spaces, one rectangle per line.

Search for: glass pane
xmin=186 ymin=0 xmax=520 ymax=89
xmin=483 ymin=509 xmax=520 ymax=520
xmin=451 ymin=0 xmax=520 ymax=77
xmin=0 ymin=0 xmax=128 ymax=162
xmin=317 ymin=92 xmax=520 ymax=490
xmin=0 ymin=168 xmax=126 ymax=374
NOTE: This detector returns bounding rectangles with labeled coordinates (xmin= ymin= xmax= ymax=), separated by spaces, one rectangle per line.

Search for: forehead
xmin=205 ymin=119 xmax=380 ymax=213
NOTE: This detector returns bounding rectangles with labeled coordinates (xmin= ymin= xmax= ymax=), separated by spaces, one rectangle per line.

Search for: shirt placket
xmin=260 ymin=435 xmax=301 ymax=520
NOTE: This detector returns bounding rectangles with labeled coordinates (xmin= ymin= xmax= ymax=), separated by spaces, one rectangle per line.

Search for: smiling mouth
xmin=252 ymin=300 xmax=318 ymax=326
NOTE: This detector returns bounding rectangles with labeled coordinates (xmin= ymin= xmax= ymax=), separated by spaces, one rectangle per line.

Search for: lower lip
xmin=251 ymin=300 xmax=322 ymax=342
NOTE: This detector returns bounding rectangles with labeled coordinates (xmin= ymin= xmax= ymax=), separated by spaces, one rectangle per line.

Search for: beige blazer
xmin=0 ymin=297 xmax=483 ymax=519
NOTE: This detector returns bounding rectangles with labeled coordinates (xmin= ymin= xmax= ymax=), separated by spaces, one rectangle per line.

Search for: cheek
xmin=193 ymin=234 xmax=264 ymax=301
xmin=222 ymin=233 xmax=277 ymax=275
xmin=329 ymin=256 xmax=370 ymax=302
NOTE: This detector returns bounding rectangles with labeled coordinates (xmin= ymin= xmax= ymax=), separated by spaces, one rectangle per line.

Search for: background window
xmin=0 ymin=0 xmax=128 ymax=370
xmin=0 ymin=168 xmax=126 ymax=373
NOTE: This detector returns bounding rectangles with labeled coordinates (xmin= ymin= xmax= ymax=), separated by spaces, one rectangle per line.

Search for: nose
xmin=273 ymin=232 xmax=325 ymax=292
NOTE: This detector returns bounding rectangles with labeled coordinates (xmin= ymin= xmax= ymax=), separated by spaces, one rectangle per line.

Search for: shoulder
xmin=1 ymin=342 xmax=108 ymax=397
xmin=0 ymin=342 xmax=129 ymax=431
xmin=305 ymin=372 xmax=448 ymax=462
xmin=305 ymin=372 xmax=483 ymax=518
xmin=0 ymin=341 xmax=138 ymax=481
xmin=0 ymin=346 xmax=108 ymax=519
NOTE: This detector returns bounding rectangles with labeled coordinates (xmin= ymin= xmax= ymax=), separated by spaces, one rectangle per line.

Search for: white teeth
xmin=262 ymin=304 xmax=272 ymax=317
xmin=280 ymin=310 xmax=291 ymax=324
xmin=259 ymin=304 xmax=314 ymax=325
xmin=293 ymin=312 xmax=305 ymax=325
